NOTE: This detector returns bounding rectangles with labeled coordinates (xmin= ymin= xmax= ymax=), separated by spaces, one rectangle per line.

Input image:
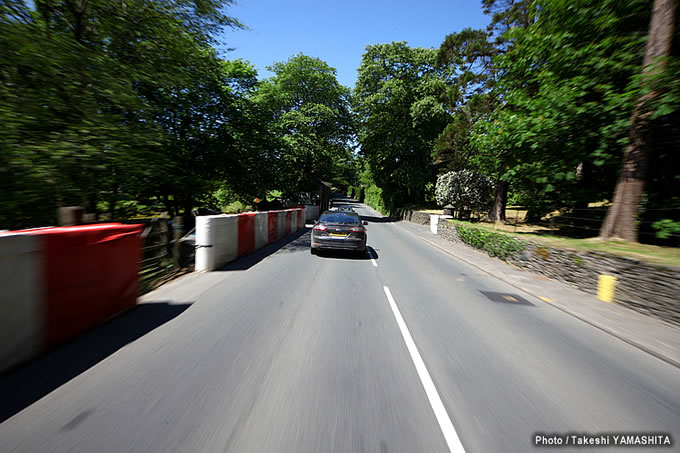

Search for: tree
xmin=354 ymin=42 xmax=452 ymax=209
xmin=435 ymin=170 xmax=494 ymax=217
xmin=255 ymin=54 xmax=355 ymax=195
xmin=435 ymin=28 xmax=506 ymax=219
xmin=473 ymin=0 xmax=653 ymax=222
xmin=599 ymin=0 xmax=678 ymax=241
xmin=0 ymin=0 xmax=250 ymax=229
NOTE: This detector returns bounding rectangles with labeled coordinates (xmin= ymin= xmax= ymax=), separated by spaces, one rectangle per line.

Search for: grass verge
xmin=447 ymin=219 xmax=680 ymax=267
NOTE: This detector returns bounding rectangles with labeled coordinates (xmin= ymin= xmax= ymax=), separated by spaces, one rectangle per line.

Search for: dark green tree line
xmin=1 ymin=1 xmax=357 ymax=230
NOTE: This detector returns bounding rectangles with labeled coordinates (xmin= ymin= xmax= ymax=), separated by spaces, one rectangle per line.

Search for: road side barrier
xmin=0 ymin=223 xmax=143 ymax=373
xmin=237 ymin=213 xmax=257 ymax=258
xmin=0 ymin=234 xmax=43 ymax=371
xmin=196 ymin=215 xmax=239 ymax=272
xmin=277 ymin=211 xmax=287 ymax=240
xmin=196 ymin=208 xmax=305 ymax=272
xmin=304 ymin=205 xmax=319 ymax=222
xmin=430 ymin=215 xmax=453 ymax=234
xmin=254 ymin=212 xmax=268 ymax=250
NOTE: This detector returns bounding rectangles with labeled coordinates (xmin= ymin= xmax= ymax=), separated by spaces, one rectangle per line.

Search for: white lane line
xmin=382 ymin=286 xmax=466 ymax=453
xmin=368 ymin=249 xmax=378 ymax=267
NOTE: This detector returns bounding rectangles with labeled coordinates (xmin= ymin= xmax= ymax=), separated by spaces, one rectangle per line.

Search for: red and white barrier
xmin=0 ymin=223 xmax=143 ymax=372
xmin=196 ymin=208 xmax=306 ymax=272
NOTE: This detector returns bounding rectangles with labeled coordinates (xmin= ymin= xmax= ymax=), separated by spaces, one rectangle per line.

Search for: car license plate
xmin=329 ymin=233 xmax=347 ymax=237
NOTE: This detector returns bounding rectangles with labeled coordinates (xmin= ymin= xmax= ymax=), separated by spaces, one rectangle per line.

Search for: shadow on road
xmin=360 ymin=215 xmax=395 ymax=224
xmin=314 ymin=245 xmax=379 ymax=261
xmin=215 ymin=228 xmax=311 ymax=272
xmin=0 ymin=302 xmax=192 ymax=423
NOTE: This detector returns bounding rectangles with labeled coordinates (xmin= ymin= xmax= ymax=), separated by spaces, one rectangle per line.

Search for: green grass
xmin=223 ymin=200 xmax=252 ymax=214
xmin=447 ymin=219 xmax=680 ymax=267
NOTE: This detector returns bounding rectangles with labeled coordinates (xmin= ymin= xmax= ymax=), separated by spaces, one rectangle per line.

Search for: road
xmin=1 ymin=199 xmax=679 ymax=452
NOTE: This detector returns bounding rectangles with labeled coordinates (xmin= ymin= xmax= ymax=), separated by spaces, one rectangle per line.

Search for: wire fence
xmin=499 ymin=206 xmax=680 ymax=239
xmin=120 ymin=217 xmax=192 ymax=295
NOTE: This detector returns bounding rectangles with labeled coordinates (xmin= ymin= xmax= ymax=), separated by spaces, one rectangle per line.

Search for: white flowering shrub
xmin=435 ymin=170 xmax=494 ymax=213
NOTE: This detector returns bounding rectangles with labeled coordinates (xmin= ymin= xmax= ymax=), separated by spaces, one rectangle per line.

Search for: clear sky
xmin=219 ymin=0 xmax=490 ymax=88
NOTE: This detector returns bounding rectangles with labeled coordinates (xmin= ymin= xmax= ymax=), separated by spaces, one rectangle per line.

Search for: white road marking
xmin=368 ymin=249 xmax=378 ymax=267
xmin=382 ymin=286 xmax=466 ymax=453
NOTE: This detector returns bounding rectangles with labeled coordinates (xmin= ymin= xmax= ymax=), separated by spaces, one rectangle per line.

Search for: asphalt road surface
xmin=1 ymin=199 xmax=679 ymax=452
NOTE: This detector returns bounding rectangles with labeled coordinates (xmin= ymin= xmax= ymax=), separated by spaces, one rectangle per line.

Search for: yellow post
xmin=597 ymin=275 xmax=617 ymax=303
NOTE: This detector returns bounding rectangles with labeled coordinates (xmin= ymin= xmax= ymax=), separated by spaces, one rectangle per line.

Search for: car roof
xmin=320 ymin=210 xmax=358 ymax=216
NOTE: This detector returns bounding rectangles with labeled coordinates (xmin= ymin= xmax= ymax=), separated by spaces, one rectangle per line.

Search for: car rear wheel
xmin=310 ymin=247 xmax=317 ymax=255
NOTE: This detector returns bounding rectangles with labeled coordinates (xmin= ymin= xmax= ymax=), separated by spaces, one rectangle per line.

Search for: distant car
xmin=336 ymin=206 xmax=354 ymax=212
xmin=311 ymin=210 xmax=367 ymax=255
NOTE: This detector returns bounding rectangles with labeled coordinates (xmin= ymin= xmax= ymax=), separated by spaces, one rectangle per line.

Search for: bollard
xmin=597 ymin=274 xmax=617 ymax=303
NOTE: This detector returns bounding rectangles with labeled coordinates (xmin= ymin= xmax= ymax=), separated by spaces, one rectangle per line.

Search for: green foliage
xmin=434 ymin=28 xmax=497 ymax=175
xmin=455 ymin=223 xmax=526 ymax=260
xmin=0 ymin=0 xmax=268 ymax=229
xmin=348 ymin=186 xmax=364 ymax=201
xmin=652 ymin=219 xmax=680 ymax=240
xmin=471 ymin=0 xmax=653 ymax=219
xmin=354 ymin=42 xmax=452 ymax=209
xmin=255 ymin=54 xmax=356 ymax=194
xmin=364 ymin=185 xmax=388 ymax=215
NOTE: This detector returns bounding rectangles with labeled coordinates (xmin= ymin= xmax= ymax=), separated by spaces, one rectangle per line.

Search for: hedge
xmin=454 ymin=223 xmax=526 ymax=260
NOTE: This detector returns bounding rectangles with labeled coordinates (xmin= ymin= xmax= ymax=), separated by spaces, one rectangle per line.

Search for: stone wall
xmin=437 ymin=220 xmax=461 ymax=243
xmin=434 ymin=219 xmax=680 ymax=327
xmin=401 ymin=210 xmax=431 ymax=225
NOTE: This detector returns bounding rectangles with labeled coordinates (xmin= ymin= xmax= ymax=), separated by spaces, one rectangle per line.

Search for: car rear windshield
xmin=319 ymin=213 xmax=360 ymax=225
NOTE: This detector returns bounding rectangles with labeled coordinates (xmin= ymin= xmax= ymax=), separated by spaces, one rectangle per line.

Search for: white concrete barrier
xmin=0 ymin=224 xmax=143 ymax=373
xmin=0 ymin=234 xmax=43 ymax=370
xmin=430 ymin=215 xmax=453 ymax=234
xmin=196 ymin=215 xmax=239 ymax=272
xmin=277 ymin=211 xmax=287 ymax=239
xmin=196 ymin=208 xmax=305 ymax=272
xmin=254 ymin=212 xmax=268 ymax=250
xmin=290 ymin=209 xmax=298 ymax=232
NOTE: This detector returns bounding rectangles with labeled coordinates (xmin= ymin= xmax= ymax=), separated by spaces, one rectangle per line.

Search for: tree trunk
xmin=599 ymin=0 xmax=677 ymax=241
xmin=182 ymin=200 xmax=195 ymax=232
xmin=489 ymin=179 xmax=508 ymax=221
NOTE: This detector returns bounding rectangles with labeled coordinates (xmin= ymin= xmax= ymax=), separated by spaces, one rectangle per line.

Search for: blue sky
xmin=219 ymin=0 xmax=490 ymax=88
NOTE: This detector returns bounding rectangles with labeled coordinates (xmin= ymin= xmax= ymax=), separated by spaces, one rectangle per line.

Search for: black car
xmin=311 ymin=210 xmax=367 ymax=255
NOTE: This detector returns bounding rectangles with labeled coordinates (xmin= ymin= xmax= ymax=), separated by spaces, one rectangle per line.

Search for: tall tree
xmin=0 ymin=0 xmax=247 ymax=229
xmin=354 ymin=42 xmax=452 ymax=209
xmin=435 ymin=28 xmax=504 ymax=218
xmin=255 ymin=54 xmax=355 ymax=196
xmin=473 ymin=0 xmax=652 ymax=222
xmin=599 ymin=0 xmax=678 ymax=241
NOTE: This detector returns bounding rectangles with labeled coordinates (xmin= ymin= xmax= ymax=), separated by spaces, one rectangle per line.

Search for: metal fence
xmin=124 ymin=217 xmax=192 ymax=295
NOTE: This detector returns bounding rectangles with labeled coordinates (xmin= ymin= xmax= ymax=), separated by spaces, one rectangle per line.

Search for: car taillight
xmin=350 ymin=226 xmax=365 ymax=233
xmin=313 ymin=225 xmax=327 ymax=231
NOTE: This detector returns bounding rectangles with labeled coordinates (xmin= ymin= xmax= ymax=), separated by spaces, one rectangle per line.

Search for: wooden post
xmin=57 ymin=206 xmax=85 ymax=226
xmin=172 ymin=216 xmax=183 ymax=269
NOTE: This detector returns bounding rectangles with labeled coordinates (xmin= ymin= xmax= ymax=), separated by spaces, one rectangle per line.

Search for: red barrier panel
xmin=298 ymin=209 xmax=304 ymax=227
xmin=24 ymin=224 xmax=143 ymax=348
xmin=237 ymin=213 xmax=256 ymax=258
xmin=268 ymin=212 xmax=278 ymax=243
xmin=285 ymin=211 xmax=292 ymax=235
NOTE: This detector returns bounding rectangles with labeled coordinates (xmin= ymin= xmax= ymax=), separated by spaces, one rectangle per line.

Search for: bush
xmin=364 ymin=185 xmax=388 ymax=214
xmin=435 ymin=170 xmax=494 ymax=214
xmin=455 ymin=223 xmax=525 ymax=260
xmin=348 ymin=185 xmax=364 ymax=201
